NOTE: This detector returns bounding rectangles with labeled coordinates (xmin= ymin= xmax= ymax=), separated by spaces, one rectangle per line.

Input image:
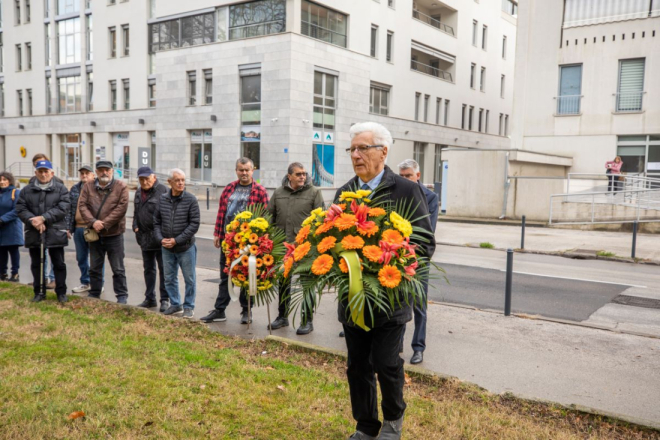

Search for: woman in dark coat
xmin=0 ymin=172 xmax=24 ymax=282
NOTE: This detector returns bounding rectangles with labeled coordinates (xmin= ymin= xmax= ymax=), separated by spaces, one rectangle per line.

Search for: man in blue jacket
xmin=398 ymin=159 xmax=438 ymax=366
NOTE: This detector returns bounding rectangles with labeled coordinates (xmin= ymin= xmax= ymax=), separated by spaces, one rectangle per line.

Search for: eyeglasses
xmin=293 ymin=172 xmax=307 ymax=177
xmin=345 ymin=144 xmax=383 ymax=155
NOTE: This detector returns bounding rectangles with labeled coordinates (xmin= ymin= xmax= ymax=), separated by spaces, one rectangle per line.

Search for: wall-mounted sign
xmin=20 ymin=146 xmax=27 ymax=158
xmin=138 ymin=147 xmax=151 ymax=168
xmin=241 ymin=126 xmax=261 ymax=142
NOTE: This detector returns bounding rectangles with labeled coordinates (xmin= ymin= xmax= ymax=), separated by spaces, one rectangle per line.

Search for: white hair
xmin=168 ymin=168 xmax=186 ymax=179
xmin=398 ymin=159 xmax=419 ymax=173
xmin=349 ymin=122 xmax=393 ymax=149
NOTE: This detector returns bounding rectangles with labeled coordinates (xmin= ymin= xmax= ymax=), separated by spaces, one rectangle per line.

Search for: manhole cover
xmin=611 ymin=295 xmax=660 ymax=310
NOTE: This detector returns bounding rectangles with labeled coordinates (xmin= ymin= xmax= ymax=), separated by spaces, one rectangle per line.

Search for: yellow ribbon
xmin=338 ymin=247 xmax=370 ymax=332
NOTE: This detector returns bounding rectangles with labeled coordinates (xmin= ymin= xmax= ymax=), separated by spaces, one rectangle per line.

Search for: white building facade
xmin=512 ymin=0 xmax=660 ymax=178
xmin=0 ymin=0 xmax=516 ymax=188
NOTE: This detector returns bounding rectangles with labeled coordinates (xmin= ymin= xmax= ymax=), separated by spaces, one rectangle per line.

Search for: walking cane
xmin=40 ymin=231 xmax=46 ymax=297
xmin=266 ymin=298 xmax=272 ymax=336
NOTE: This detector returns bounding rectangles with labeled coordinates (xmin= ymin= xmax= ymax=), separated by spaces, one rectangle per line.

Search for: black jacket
xmin=334 ymin=165 xmax=436 ymax=328
xmin=67 ymin=181 xmax=83 ymax=232
xmin=15 ymin=179 xmax=70 ymax=248
xmin=153 ymin=190 xmax=200 ymax=253
xmin=132 ymin=180 xmax=168 ymax=251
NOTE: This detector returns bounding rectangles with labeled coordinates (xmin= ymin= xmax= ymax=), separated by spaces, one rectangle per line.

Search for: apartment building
xmin=0 ymin=0 xmax=516 ymax=188
xmin=512 ymin=0 xmax=660 ymax=178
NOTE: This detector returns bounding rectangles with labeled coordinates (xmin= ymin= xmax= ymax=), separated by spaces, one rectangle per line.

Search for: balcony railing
xmin=556 ymin=95 xmax=581 ymax=115
xmin=615 ymin=92 xmax=644 ymax=113
xmin=301 ymin=21 xmax=347 ymax=48
xmin=412 ymin=9 xmax=455 ymax=36
xmin=411 ymin=60 xmax=453 ymax=82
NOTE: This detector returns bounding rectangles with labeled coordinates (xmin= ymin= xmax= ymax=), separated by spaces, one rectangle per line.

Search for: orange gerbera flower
xmin=249 ymin=233 xmax=259 ymax=243
xmin=368 ymin=207 xmax=387 ymax=217
xmin=339 ymin=258 xmax=349 ymax=273
xmin=311 ymin=254 xmax=334 ymax=275
xmin=249 ymin=245 xmax=259 ymax=255
xmin=256 ymin=258 xmax=263 ymax=267
xmin=317 ymin=236 xmax=337 ymax=253
xmin=357 ymin=223 xmax=379 ymax=237
xmin=381 ymin=229 xmax=404 ymax=245
xmin=296 ymin=225 xmax=311 ymax=244
xmin=334 ymin=213 xmax=357 ymax=231
xmin=315 ymin=221 xmax=335 ymax=235
xmin=293 ymin=241 xmax=311 ymax=261
xmin=240 ymin=222 xmax=250 ymax=232
xmin=362 ymin=245 xmax=383 ymax=263
xmin=241 ymin=255 xmax=249 ymax=266
xmin=237 ymin=274 xmax=246 ymax=281
xmin=337 ymin=203 xmax=347 ymax=210
xmin=378 ymin=265 xmax=402 ymax=289
xmin=283 ymin=257 xmax=294 ymax=278
xmin=263 ymin=255 xmax=274 ymax=266
xmin=234 ymin=234 xmax=242 ymax=243
xmin=233 ymin=249 xmax=241 ymax=259
xmin=341 ymin=235 xmax=364 ymax=250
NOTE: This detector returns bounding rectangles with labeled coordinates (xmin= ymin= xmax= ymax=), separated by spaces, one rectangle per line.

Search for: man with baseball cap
xmin=133 ymin=166 xmax=169 ymax=311
xmin=78 ymin=160 xmax=130 ymax=303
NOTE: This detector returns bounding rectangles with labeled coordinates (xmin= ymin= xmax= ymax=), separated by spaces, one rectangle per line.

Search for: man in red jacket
xmin=201 ymin=158 xmax=269 ymax=325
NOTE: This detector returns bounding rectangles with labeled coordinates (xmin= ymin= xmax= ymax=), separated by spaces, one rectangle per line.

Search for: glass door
xmin=190 ymin=130 xmax=213 ymax=182
xmin=60 ymin=133 xmax=81 ymax=177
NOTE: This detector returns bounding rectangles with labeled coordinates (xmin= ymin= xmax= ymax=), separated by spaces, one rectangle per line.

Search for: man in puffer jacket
xmin=154 ymin=168 xmax=200 ymax=319
xmin=15 ymin=160 xmax=70 ymax=303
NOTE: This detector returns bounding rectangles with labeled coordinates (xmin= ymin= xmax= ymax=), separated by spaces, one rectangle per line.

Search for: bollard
xmin=206 ymin=188 xmax=210 ymax=211
xmin=504 ymin=249 xmax=513 ymax=316
xmin=631 ymin=221 xmax=638 ymax=259
xmin=521 ymin=215 xmax=526 ymax=250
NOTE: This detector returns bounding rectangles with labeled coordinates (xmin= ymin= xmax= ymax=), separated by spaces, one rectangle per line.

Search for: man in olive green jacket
xmin=268 ymin=162 xmax=324 ymax=335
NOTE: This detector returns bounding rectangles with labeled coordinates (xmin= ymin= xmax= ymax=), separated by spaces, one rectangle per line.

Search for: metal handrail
xmin=615 ymin=91 xmax=644 ymax=113
xmin=412 ymin=9 xmax=455 ymax=36
xmin=566 ymin=173 xmax=660 ymax=194
xmin=556 ymin=95 xmax=582 ymax=115
xmin=410 ymin=60 xmax=453 ymax=82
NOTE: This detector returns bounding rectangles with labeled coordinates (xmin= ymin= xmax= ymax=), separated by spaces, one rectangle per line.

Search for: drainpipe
xmin=499 ymin=152 xmax=510 ymax=219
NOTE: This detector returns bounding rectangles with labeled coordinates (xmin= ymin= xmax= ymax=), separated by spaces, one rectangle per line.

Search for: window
xmin=0 ymin=34 xmax=3 ymax=73
xmin=44 ymin=0 xmax=49 ymax=18
xmin=499 ymin=113 xmax=503 ymax=135
xmin=148 ymin=78 xmax=156 ymax=107
xmin=187 ymin=71 xmax=196 ymax=105
xmin=17 ymin=90 xmax=23 ymax=116
xmin=0 ymin=84 xmax=4 ymax=116
xmin=502 ymin=35 xmax=507 ymax=59
xmin=414 ymin=92 xmax=420 ymax=121
xmin=423 ymin=94 xmax=430 ymax=122
xmin=45 ymin=78 xmax=51 ymax=113
xmin=557 ymin=64 xmax=582 ymax=115
xmin=478 ymin=108 xmax=483 ymax=132
xmin=86 ymin=0 xmax=91 ymax=8
xmin=370 ymin=83 xmax=390 ymax=115
xmin=190 ymin=130 xmax=213 ymax=181
xmin=444 ymin=100 xmax=449 ymax=125
xmin=109 ymin=26 xmax=116 ymax=58
xmin=16 ymin=44 xmax=21 ymax=71
xmin=388 ymin=0 xmax=394 ymax=6
xmin=472 ymin=20 xmax=478 ymax=46
xmin=312 ymin=70 xmax=337 ymax=187
xmin=58 ymin=75 xmax=82 ymax=113
xmin=122 ymin=79 xmax=129 ymax=109
xmin=149 ymin=11 xmax=218 ymax=53
xmin=435 ymin=98 xmax=441 ymax=125
xmin=468 ymin=106 xmax=474 ymax=130
xmin=482 ymin=25 xmax=487 ymax=50
xmin=27 ymin=88 xmax=32 ymax=115
xmin=461 ymin=104 xmax=466 ymax=129
xmin=434 ymin=145 xmax=444 ymax=182
xmin=228 ymin=0 xmax=285 ymax=40
xmin=58 ymin=0 xmax=79 ymax=14
xmin=86 ymin=16 xmax=93 ymax=61
xmin=616 ymin=58 xmax=645 ymax=112
xmin=58 ymin=17 xmax=81 ymax=64
xmin=470 ymin=63 xmax=476 ymax=88
xmin=25 ymin=43 xmax=31 ymax=70
xmin=413 ymin=142 xmax=426 ymax=181
xmin=87 ymin=73 xmax=93 ymax=111
xmin=501 ymin=75 xmax=505 ymax=98
xmin=108 ymin=0 xmax=115 ymax=4
xmin=480 ymin=67 xmax=485 ymax=91
xmin=386 ymin=31 xmax=393 ymax=62
xmin=122 ymin=24 xmax=129 ymax=56
xmin=301 ymin=0 xmax=348 ymax=48
xmin=502 ymin=0 xmax=518 ymax=17
xmin=241 ymin=68 xmax=262 ymax=177
xmin=370 ymin=25 xmax=378 ymax=57
xmin=485 ymin=110 xmax=489 ymax=133
xmin=504 ymin=114 xmax=509 ymax=135
xmin=109 ymin=80 xmax=116 ymax=110
xmin=15 ymin=0 xmax=20 ymax=25
xmin=45 ymin=24 xmax=51 ymax=65
xmin=25 ymin=0 xmax=30 ymax=22
xmin=182 ymin=12 xmax=215 ymax=45
xmin=204 ymin=69 xmax=212 ymax=104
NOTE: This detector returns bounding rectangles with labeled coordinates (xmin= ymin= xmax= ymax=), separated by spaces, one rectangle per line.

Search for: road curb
xmin=264 ymin=335 xmax=660 ymax=432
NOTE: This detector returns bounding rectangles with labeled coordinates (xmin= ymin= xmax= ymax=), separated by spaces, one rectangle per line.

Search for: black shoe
xmin=0 ymin=273 xmax=7 ymax=281
xmin=8 ymin=274 xmax=19 ymax=282
xmin=268 ymin=316 xmax=289 ymax=330
xmin=240 ymin=310 xmax=252 ymax=324
xmin=57 ymin=294 xmax=68 ymax=303
xmin=296 ymin=321 xmax=314 ymax=335
xmin=410 ymin=351 xmax=424 ymax=365
xmin=201 ymin=309 xmax=226 ymax=323
xmin=117 ymin=296 xmax=128 ymax=305
xmin=159 ymin=300 xmax=170 ymax=313
xmin=138 ymin=299 xmax=158 ymax=308
xmin=339 ymin=331 xmax=345 ymax=338
xmin=86 ymin=294 xmax=101 ymax=299
xmin=163 ymin=305 xmax=183 ymax=316
xmin=31 ymin=295 xmax=45 ymax=303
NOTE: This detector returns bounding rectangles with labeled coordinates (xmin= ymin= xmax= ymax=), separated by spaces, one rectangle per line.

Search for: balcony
xmin=412 ymin=0 xmax=457 ymax=37
xmin=556 ymin=95 xmax=581 ymax=115
xmin=410 ymin=45 xmax=454 ymax=82
xmin=615 ymin=92 xmax=644 ymax=113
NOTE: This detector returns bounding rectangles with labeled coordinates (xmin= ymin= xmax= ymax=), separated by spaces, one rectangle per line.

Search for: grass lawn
xmin=0 ymin=283 xmax=658 ymax=439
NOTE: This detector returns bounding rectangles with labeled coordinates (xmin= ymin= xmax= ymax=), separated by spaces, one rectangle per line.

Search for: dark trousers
xmin=141 ymin=248 xmax=167 ymax=302
xmin=277 ymin=279 xmax=313 ymax=322
xmin=89 ymin=234 xmax=128 ymax=300
xmin=608 ymin=174 xmax=621 ymax=192
xmin=343 ymin=321 xmax=407 ymax=437
xmin=402 ymin=280 xmax=428 ymax=352
xmin=0 ymin=245 xmax=20 ymax=276
xmin=214 ymin=250 xmax=250 ymax=312
xmin=29 ymin=246 xmax=66 ymax=296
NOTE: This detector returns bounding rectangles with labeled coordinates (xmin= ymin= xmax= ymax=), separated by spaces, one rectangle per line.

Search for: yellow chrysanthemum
xmin=356 ymin=189 xmax=372 ymax=198
xmin=232 ymin=278 xmax=243 ymax=287
xmin=311 ymin=207 xmax=326 ymax=217
xmin=378 ymin=265 xmax=402 ymax=289
xmin=235 ymin=211 xmax=253 ymax=220
xmin=339 ymin=191 xmax=359 ymax=201
xmin=258 ymin=280 xmax=273 ymax=291
xmin=311 ymin=254 xmax=334 ymax=276
xmin=390 ymin=212 xmax=413 ymax=238
xmin=249 ymin=217 xmax=269 ymax=231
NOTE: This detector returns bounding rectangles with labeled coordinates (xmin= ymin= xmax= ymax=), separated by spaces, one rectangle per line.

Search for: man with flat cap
xmin=78 ymin=160 xmax=130 ymax=303
xmin=67 ymin=165 xmax=97 ymax=294
xmin=133 ymin=166 xmax=169 ymax=312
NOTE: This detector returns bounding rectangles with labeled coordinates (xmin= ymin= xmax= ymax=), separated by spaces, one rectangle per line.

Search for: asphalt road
xmin=122 ymin=236 xmax=628 ymax=323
